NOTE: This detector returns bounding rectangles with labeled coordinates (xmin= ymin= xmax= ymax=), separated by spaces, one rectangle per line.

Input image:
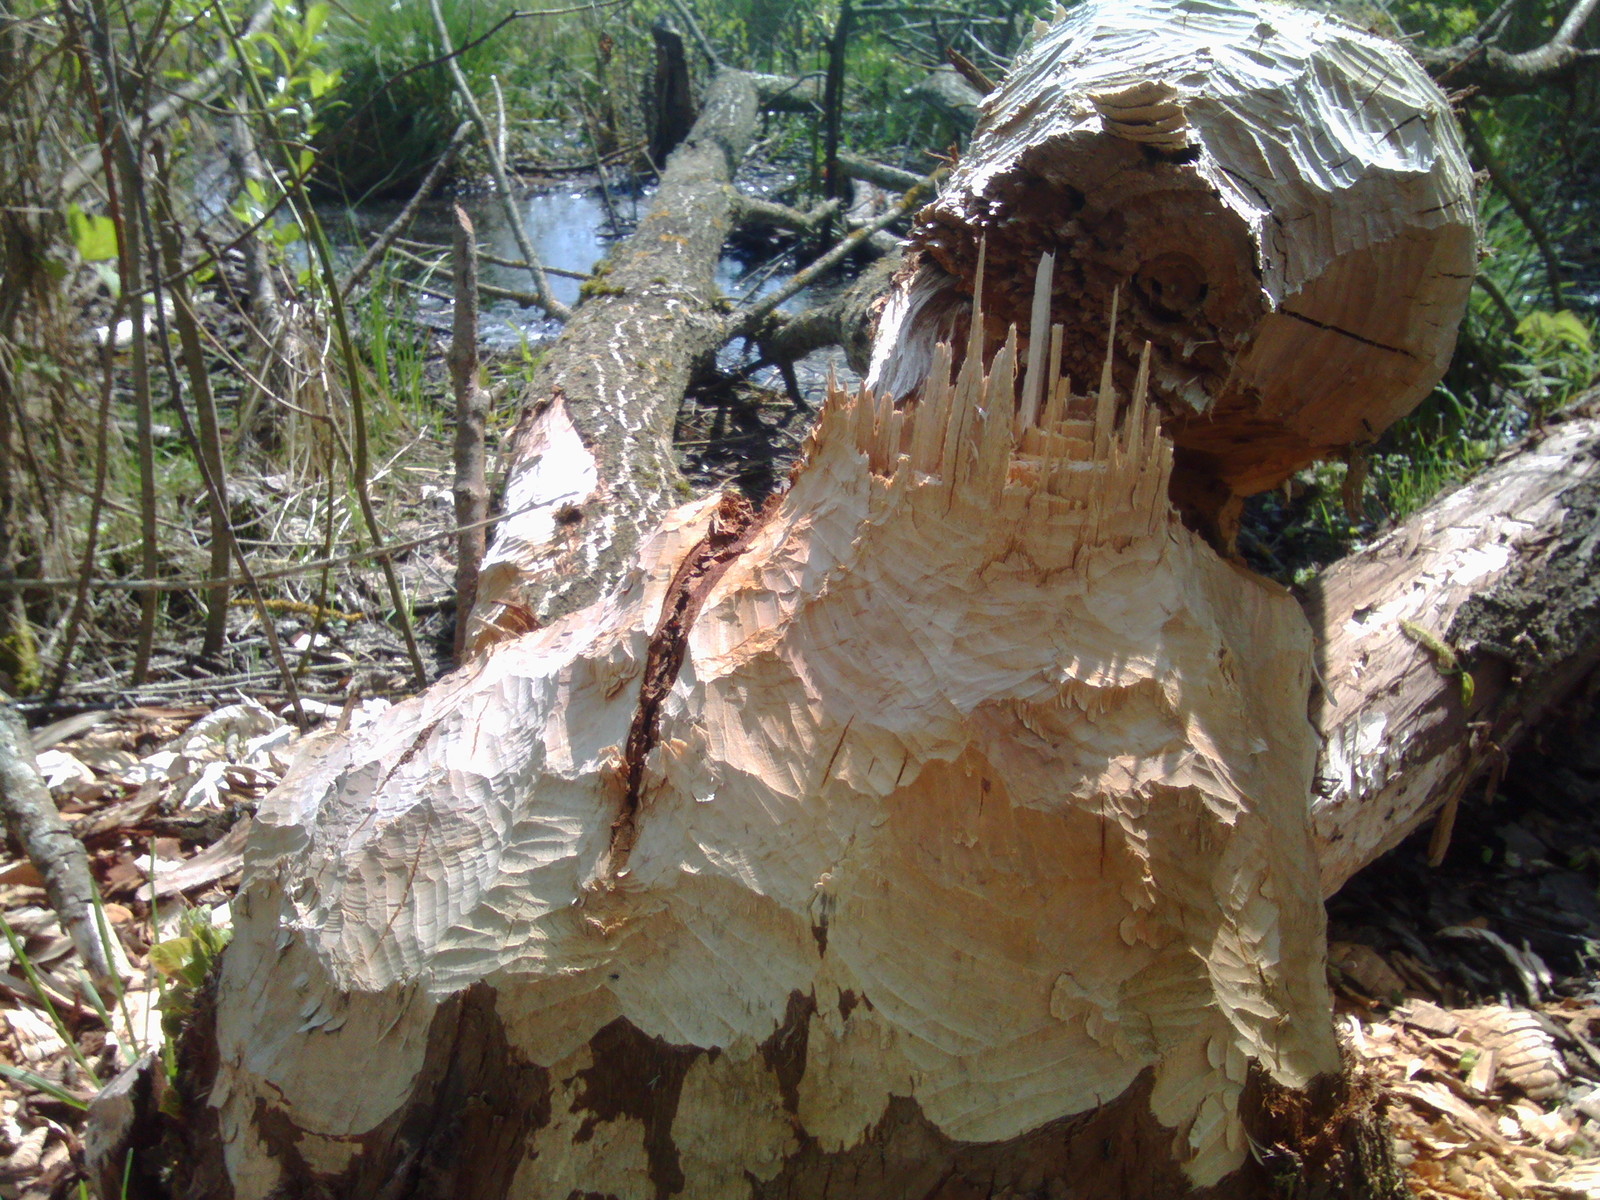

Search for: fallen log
xmin=466 ymin=68 xmax=762 ymax=644
xmin=1308 ymin=407 xmax=1600 ymax=895
xmin=755 ymin=253 xmax=899 ymax=376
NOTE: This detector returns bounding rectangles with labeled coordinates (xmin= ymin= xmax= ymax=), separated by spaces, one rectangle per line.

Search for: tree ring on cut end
xmin=1133 ymin=252 xmax=1208 ymax=323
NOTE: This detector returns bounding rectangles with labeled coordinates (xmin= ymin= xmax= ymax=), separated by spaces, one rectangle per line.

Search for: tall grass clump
xmin=311 ymin=0 xmax=516 ymax=199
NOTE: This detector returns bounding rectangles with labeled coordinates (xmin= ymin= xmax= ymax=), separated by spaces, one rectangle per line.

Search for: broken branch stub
xmin=869 ymin=0 xmax=1476 ymax=544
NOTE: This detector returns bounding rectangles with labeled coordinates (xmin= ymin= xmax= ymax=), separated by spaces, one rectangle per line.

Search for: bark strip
xmin=609 ymin=492 xmax=762 ymax=869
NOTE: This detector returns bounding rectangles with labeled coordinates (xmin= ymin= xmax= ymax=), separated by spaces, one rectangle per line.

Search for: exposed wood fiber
xmin=867 ymin=0 xmax=1476 ymax=541
xmin=198 ymin=272 xmax=1343 ymax=1196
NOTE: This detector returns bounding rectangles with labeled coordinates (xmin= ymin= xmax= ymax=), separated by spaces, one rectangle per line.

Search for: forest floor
xmin=2 ymin=633 xmax=1600 ymax=1197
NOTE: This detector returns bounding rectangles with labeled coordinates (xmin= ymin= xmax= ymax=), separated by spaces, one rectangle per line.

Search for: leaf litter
xmin=4 ymin=692 xmax=1600 ymax=1197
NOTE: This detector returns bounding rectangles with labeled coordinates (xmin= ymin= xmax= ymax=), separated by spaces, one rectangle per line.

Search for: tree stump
xmin=161 ymin=4 xmax=1499 ymax=1197
xmin=182 ymin=310 xmax=1365 ymax=1198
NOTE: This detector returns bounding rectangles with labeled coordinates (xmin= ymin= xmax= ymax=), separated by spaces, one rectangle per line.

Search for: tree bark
xmin=450 ymin=206 xmax=488 ymax=666
xmin=649 ymin=24 xmax=696 ymax=168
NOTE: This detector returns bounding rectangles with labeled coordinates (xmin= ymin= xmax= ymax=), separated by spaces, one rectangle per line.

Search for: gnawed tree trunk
xmin=183 ymin=323 xmax=1364 ymax=1200
xmin=869 ymin=0 xmax=1477 ymax=549
xmin=167 ymin=391 xmax=1600 ymax=1200
xmin=152 ymin=4 xmax=1534 ymax=1198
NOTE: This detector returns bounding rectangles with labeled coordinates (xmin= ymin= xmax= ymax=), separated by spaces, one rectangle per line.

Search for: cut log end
xmin=869 ymin=0 xmax=1476 ymax=549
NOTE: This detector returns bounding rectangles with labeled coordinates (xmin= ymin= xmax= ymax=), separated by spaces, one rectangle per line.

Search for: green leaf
xmin=308 ymin=64 xmax=340 ymax=100
xmin=67 ymin=203 xmax=119 ymax=263
xmin=148 ymin=935 xmax=196 ymax=980
xmin=0 ymin=1062 xmax=89 ymax=1109
xmin=303 ymin=2 xmax=330 ymax=43
xmin=259 ymin=32 xmax=292 ymax=73
xmin=1518 ymin=309 xmax=1593 ymax=354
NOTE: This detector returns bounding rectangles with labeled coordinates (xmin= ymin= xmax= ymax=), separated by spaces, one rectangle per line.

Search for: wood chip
xmin=1403 ymin=998 xmax=1464 ymax=1038
xmin=1462 ymin=1007 xmax=1569 ymax=1100
xmin=1468 ymin=1047 xmax=1500 ymax=1096
xmin=135 ymin=817 xmax=251 ymax=901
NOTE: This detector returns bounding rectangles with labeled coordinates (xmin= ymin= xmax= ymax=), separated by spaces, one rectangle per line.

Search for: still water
xmin=332 ymin=183 xmax=814 ymax=350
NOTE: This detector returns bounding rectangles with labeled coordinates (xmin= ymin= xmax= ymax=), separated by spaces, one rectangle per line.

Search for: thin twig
xmin=146 ymin=146 xmax=307 ymax=724
xmin=427 ymin=0 xmax=570 ymax=321
xmin=1459 ymin=106 xmax=1567 ymax=309
xmin=154 ymin=155 xmax=232 ymax=659
xmin=0 ymin=500 xmax=549 ymax=593
xmin=44 ymin=304 xmax=118 ymax=702
xmin=218 ymin=6 xmax=428 ymax=691
xmin=450 ymin=207 xmax=490 ymax=664
xmin=82 ymin=0 xmax=160 ymax=686
xmin=342 ymin=120 xmax=474 ymax=299
xmin=393 ymin=237 xmax=593 ymax=280
xmin=59 ymin=0 xmax=275 ymax=201
xmin=664 ymin=0 xmax=721 ymax=68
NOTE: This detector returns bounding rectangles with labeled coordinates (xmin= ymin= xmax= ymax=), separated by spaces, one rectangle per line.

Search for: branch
xmin=723 ymin=168 xmax=942 ymax=342
xmin=731 ymin=194 xmax=840 ymax=235
xmin=1458 ymin=106 xmax=1568 ymax=309
xmin=0 ymin=703 xmax=127 ymax=989
xmin=1419 ymin=0 xmax=1600 ymax=95
xmin=342 ymin=120 xmax=473 ymax=298
xmin=59 ymin=0 xmax=276 ymax=202
xmin=427 ymin=0 xmax=570 ymax=320
xmin=749 ymin=72 xmax=824 ymax=111
xmin=837 ymin=151 xmax=923 ymax=191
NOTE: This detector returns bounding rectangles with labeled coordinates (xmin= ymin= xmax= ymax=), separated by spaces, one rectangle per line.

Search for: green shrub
xmin=311 ymin=0 xmax=514 ymax=199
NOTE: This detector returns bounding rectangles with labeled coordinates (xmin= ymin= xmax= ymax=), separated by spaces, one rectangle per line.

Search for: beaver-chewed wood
xmin=867 ymin=0 xmax=1476 ymax=547
xmin=171 ymin=252 xmax=1417 ymax=1195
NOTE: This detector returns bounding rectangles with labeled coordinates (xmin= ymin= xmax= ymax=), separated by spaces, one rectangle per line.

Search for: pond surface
xmin=331 ymin=181 xmax=818 ymax=351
